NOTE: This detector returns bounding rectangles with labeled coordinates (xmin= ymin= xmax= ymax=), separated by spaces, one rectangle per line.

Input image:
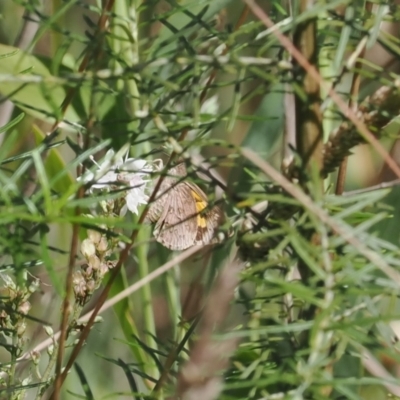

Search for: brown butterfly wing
xmin=195 ymin=206 xmax=222 ymax=245
xmin=146 ymin=162 xmax=221 ymax=250
xmin=153 ymin=183 xmax=198 ymax=250
xmin=185 ymin=182 xmax=222 ymax=246
xmin=145 ymin=163 xmax=187 ymax=224
xmin=145 ymin=175 xmax=177 ymax=224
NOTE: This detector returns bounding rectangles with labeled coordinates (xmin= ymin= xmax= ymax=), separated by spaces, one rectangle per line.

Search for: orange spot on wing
xmin=197 ymin=215 xmax=207 ymax=228
xmin=191 ymin=190 xmax=208 ymax=228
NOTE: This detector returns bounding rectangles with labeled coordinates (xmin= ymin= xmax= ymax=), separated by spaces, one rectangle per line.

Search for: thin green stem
xmin=136 ymin=227 xmax=159 ymax=381
xmin=35 ymin=344 xmax=58 ymax=400
xmin=113 ymin=0 xmax=141 ymax=124
xmin=164 ymin=267 xmax=180 ymax=341
xmin=109 ymin=268 xmax=150 ymax=375
xmin=9 ymin=335 xmax=17 ymax=399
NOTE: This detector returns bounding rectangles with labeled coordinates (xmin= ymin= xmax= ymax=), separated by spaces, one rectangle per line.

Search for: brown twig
xmin=53 ymin=125 xmax=194 ymax=394
xmin=22 ymin=2 xmax=114 ymax=199
xmin=342 ymin=178 xmax=400 ymax=196
xmin=51 ymin=222 xmax=81 ymax=399
xmin=153 ymin=249 xmax=212 ymax=393
xmin=282 ymin=0 xmax=296 ymax=170
xmin=244 ymin=0 xmax=400 ymax=180
xmin=175 ymin=259 xmax=241 ymax=400
xmin=51 ymin=2 xmax=116 ymax=399
xmin=52 ymin=126 xmax=92 ymax=397
xmin=334 ymin=146 xmax=349 ymax=194
xmin=293 ymin=0 xmax=323 ymax=178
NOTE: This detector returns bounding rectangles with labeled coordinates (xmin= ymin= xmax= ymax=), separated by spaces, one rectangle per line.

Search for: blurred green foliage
xmin=0 ymin=1 xmax=400 ymax=400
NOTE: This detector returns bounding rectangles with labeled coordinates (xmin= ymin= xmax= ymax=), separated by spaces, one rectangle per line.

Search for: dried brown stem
xmin=52 ymin=222 xmax=81 ymax=399
xmin=343 ymin=178 xmax=400 ymax=196
xmin=294 ymin=0 xmax=323 ymax=178
xmin=50 ymin=2 xmax=116 ymax=399
xmin=175 ymin=259 xmax=241 ymax=400
xmin=52 ymin=123 xmax=94 ymax=398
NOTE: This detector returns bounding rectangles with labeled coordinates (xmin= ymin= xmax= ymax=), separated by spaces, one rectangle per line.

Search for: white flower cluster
xmin=80 ymin=148 xmax=152 ymax=216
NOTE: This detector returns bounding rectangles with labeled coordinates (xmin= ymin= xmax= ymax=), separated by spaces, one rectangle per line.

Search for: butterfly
xmin=145 ymin=161 xmax=222 ymax=250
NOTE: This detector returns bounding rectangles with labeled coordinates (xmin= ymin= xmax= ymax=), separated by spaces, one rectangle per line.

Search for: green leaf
xmin=0 ymin=112 xmax=25 ymax=134
xmin=32 ymin=124 xmax=73 ymax=196
xmin=374 ymin=186 xmax=400 ymax=244
xmin=0 ymin=44 xmax=79 ymax=125
xmin=73 ymin=363 xmax=95 ymax=400
xmin=116 ymin=358 xmax=141 ymax=398
xmin=107 ymin=269 xmax=150 ymax=386
xmin=40 ymin=227 xmax=64 ymax=297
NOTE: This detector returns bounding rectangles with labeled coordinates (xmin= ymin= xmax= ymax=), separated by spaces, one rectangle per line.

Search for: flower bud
xmin=44 ymin=325 xmax=54 ymax=337
xmin=86 ymin=279 xmax=96 ymax=293
xmin=73 ymin=271 xmax=87 ymax=298
xmin=3 ymin=275 xmax=16 ymax=290
xmin=30 ymin=350 xmax=40 ymax=365
xmin=83 ymin=263 xmax=93 ymax=277
xmin=18 ymin=301 xmax=31 ymax=315
xmin=88 ymin=255 xmax=101 ymax=271
xmin=21 ymin=377 xmax=31 ymax=386
xmin=17 ymin=322 xmax=26 ymax=337
xmin=81 ymin=238 xmax=96 ymax=259
xmin=28 ymin=279 xmax=39 ymax=294
xmin=99 ymin=262 xmax=109 ymax=277
xmin=97 ymin=236 xmax=109 ymax=253
xmin=88 ymin=229 xmax=102 ymax=245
